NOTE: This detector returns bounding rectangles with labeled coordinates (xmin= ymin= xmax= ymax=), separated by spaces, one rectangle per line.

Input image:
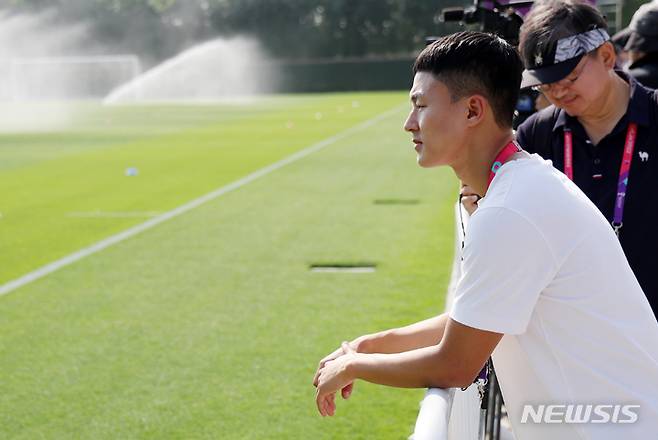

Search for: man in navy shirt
xmin=515 ymin=0 xmax=658 ymax=317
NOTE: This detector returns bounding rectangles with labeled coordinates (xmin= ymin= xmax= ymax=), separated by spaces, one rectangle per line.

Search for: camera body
xmin=429 ymin=0 xmax=536 ymax=128
xmin=439 ymin=0 xmax=530 ymax=45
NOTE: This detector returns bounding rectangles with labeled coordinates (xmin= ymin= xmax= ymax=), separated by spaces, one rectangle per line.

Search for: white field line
xmin=310 ymin=267 xmax=376 ymax=274
xmin=67 ymin=211 xmax=163 ymax=218
xmin=0 ymin=104 xmax=406 ymax=297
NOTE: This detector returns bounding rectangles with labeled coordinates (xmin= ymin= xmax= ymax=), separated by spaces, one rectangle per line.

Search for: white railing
xmin=410 ymin=202 xmax=484 ymax=440
xmin=410 ymin=388 xmax=454 ymax=440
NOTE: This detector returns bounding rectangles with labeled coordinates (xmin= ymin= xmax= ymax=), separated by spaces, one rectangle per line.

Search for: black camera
xmin=428 ymin=0 xmax=536 ymax=127
xmin=436 ymin=0 xmax=533 ymax=45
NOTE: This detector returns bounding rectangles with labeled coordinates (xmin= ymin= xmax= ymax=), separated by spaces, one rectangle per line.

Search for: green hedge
xmin=273 ymin=57 xmax=416 ymax=93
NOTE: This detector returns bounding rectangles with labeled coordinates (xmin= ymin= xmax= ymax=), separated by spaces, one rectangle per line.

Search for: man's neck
xmin=453 ymin=129 xmax=515 ymax=198
xmin=578 ymin=73 xmax=630 ymax=145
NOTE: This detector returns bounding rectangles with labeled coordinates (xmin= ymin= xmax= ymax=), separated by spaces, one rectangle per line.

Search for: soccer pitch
xmin=0 ymin=92 xmax=458 ymax=439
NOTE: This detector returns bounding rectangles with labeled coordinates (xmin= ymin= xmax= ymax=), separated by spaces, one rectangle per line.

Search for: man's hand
xmin=312 ymin=340 xmax=358 ymax=399
xmin=460 ymin=184 xmax=482 ymax=216
xmin=315 ymin=342 xmax=358 ymax=417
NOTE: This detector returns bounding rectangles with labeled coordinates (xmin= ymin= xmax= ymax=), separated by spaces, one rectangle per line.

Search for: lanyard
xmin=460 ymin=139 xmax=523 ymax=254
xmin=488 ymin=140 xmax=522 ymax=189
xmin=563 ymin=123 xmax=637 ymax=237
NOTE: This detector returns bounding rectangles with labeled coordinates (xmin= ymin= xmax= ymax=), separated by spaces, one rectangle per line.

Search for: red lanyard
xmin=563 ymin=123 xmax=638 ymax=236
xmin=488 ymin=140 xmax=522 ymax=188
xmin=564 ymin=128 xmax=574 ymax=180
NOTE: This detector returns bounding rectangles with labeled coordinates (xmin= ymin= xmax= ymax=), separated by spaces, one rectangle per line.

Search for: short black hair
xmin=413 ymin=31 xmax=522 ymax=128
xmin=519 ymin=0 xmax=608 ymax=68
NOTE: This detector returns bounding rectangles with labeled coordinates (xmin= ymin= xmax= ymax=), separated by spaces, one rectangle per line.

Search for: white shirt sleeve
xmin=450 ymin=206 xmax=558 ymax=335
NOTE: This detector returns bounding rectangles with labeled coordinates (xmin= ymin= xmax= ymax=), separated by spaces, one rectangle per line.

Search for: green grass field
xmin=0 ymin=92 xmax=458 ymax=439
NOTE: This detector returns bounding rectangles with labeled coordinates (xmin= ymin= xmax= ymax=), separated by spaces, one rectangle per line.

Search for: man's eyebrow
xmin=410 ymin=92 xmax=423 ymax=103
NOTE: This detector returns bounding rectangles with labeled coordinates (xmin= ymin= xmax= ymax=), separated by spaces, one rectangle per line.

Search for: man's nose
xmin=548 ymin=83 xmax=569 ymax=99
xmin=404 ymin=111 xmax=418 ymax=132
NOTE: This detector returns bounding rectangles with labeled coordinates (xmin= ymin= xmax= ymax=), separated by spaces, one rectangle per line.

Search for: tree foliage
xmin=2 ymin=0 xmax=469 ymax=61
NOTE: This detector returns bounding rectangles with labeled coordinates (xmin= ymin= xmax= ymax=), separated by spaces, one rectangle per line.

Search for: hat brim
xmin=625 ymin=31 xmax=658 ymax=53
xmin=520 ymin=54 xmax=584 ymax=89
xmin=612 ymin=27 xmax=632 ymax=48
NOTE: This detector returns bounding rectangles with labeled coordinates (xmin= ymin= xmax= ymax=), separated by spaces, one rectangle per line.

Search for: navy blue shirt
xmin=517 ymin=73 xmax=658 ymax=317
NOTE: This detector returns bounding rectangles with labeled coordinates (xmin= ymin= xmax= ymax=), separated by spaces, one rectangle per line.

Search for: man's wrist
xmin=346 ymin=353 xmax=368 ymax=381
xmin=353 ymin=335 xmax=373 ymax=353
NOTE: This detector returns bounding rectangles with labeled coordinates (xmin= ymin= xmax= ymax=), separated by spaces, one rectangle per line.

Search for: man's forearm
xmin=348 ymin=343 xmax=466 ymax=389
xmin=355 ymin=313 xmax=448 ymax=354
xmin=347 ymin=318 xmax=501 ymax=390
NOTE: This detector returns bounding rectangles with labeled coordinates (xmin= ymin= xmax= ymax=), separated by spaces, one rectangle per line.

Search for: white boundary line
xmin=0 ymin=104 xmax=406 ymax=297
xmin=67 ymin=211 xmax=162 ymax=218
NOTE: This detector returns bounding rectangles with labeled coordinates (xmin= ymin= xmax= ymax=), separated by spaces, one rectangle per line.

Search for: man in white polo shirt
xmin=312 ymin=31 xmax=658 ymax=439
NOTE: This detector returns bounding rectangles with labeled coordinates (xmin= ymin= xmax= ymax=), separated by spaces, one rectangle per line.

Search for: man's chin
xmin=562 ymin=107 xmax=581 ymax=117
xmin=417 ymin=154 xmax=440 ymax=168
xmin=558 ymin=99 xmax=584 ymax=116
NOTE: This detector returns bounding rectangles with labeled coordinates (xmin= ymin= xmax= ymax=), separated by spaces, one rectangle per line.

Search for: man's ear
xmin=599 ymin=42 xmax=617 ymax=70
xmin=465 ymin=95 xmax=486 ymax=127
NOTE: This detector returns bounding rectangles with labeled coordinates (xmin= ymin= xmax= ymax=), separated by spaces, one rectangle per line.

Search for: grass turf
xmin=0 ymin=92 xmax=458 ymax=439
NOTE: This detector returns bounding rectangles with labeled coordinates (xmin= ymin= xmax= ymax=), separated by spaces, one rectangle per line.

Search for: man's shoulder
xmin=517 ymin=106 xmax=560 ymax=135
xmin=479 ymin=158 xmax=553 ymax=215
xmin=516 ymin=106 xmax=561 ymax=154
xmin=483 ymin=157 xmax=590 ymax=228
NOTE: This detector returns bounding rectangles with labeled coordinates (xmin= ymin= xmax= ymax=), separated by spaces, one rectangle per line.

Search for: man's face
xmin=537 ymin=48 xmax=611 ymax=116
xmin=404 ymin=72 xmax=467 ymax=168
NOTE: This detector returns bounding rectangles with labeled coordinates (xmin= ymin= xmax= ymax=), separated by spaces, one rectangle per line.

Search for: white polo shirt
xmin=450 ymin=153 xmax=658 ymax=439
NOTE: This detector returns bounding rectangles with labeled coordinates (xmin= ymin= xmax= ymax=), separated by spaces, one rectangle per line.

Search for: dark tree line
xmin=3 ymin=0 xmax=639 ymax=64
xmin=3 ymin=0 xmax=459 ymax=63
